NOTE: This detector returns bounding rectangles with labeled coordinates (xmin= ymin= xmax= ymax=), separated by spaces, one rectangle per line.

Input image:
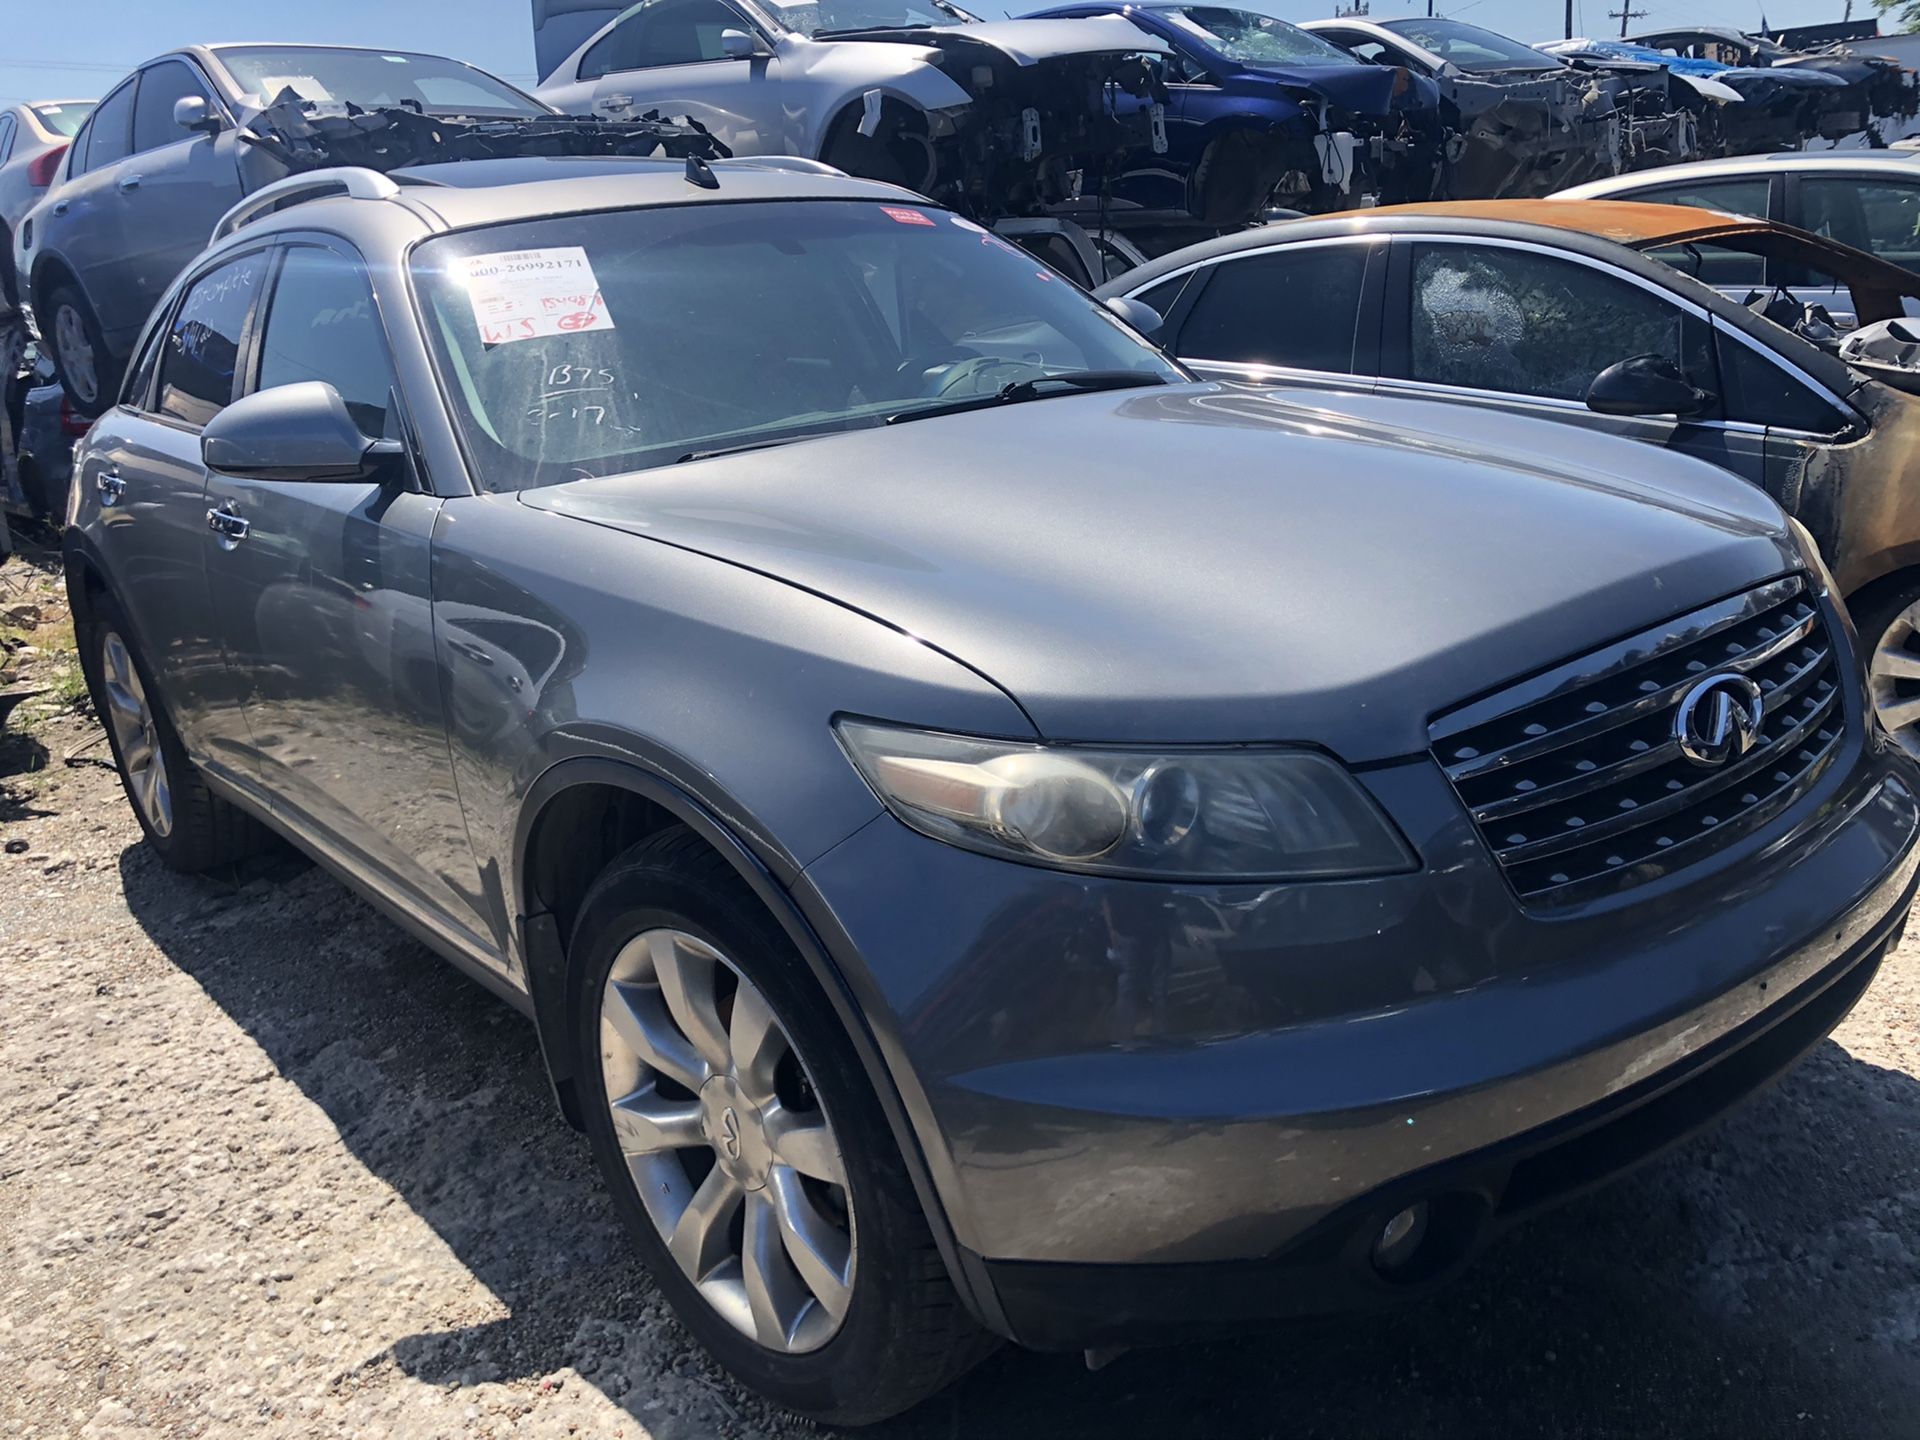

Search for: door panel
xmin=581 ymin=0 xmax=776 ymax=153
xmin=202 ymin=242 xmax=493 ymax=959
xmin=51 ymin=79 xmax=135 ymax=339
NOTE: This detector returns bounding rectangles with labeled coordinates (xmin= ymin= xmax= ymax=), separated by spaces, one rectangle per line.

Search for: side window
xmin=123 ymin=317 xmax=168 ymax=411
xmin=1134 ymin=273 xmax=1191 ymax=322
xmin=1408 ymin=243 xmax=1710 ymax=404
xmin=157 ymin=250 xmax=267 ymax=427
xmin=0 ymin=115 xmax=15 ymax=164
xmin=81 ymin=79 xmax=136 ymax=174
xmin=1631 ymin=176 xmax=1770 ymax=220
xmin=1176 ymin=245 xmax=1368 ymax=373
xmin=253 ymin=246 xmax=399 ymax=436
xmin=580 ymin=0 xmax=748 ymax=76
xmin=132 ymin=60 xmax=214 ymax=155
xmin=1800 ymin=178 xmax=1920 ymax=272
xmin=1161 ymin=51 xmax=1211 ymax=84
xmin=1717 ymin=335 xmax=1847 ymax=435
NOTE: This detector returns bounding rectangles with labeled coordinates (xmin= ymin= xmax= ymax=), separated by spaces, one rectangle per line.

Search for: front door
xmin=579 ymin=0 xmax=779 ymax=155
xmin=199 ymin=239 xmax=492 ymax=955
xmin=1376 ymin=237 xmax=1768 ymax=484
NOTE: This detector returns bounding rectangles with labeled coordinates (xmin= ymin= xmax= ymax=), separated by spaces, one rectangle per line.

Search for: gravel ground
xmin=3 ymin=538 xmax=1919 ymax=1439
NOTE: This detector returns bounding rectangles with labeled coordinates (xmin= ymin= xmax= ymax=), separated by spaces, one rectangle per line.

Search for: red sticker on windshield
xmin=882 ymin=206 xmax=936 ymax=227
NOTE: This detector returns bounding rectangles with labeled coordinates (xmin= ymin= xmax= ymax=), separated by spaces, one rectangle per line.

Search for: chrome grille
xmin=1431 ymin=576 xmax=1846 ymax=906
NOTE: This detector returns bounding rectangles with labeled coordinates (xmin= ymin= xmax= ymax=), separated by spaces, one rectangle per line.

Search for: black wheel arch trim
xmin=510 ymin=752 xmax=1012 ymax=1338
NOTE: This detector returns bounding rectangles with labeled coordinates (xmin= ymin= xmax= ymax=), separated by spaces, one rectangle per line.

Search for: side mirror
xmin=174 ymin=95 xmax=224 ymax=135
xmin=202 ymin=382 xmax=401 ymax=482
xmin=720 ymin=28 xmax=761 ymax=58
xmin=1104 ymin=294 xmax=1165 ymax=346
xmin=1585 ymin=354 xmax=1716 ymax=419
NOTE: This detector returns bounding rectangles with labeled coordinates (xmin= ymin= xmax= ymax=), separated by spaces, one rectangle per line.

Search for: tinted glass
xmin=1381 ymin=18 xmax=1560 ymax=71
xmin=1720 ymin=338 xmax=1845 ymax=433
xmin=132 ymin=60 xmax=213 ymax=155
xmin=1409 ymin=244 xmax=1708 ymax=403
xmin=581 ymin=0 xmax=749 ymax=74
xmin=255 ymin=247 xmax=398 ymax=435
xmin=412 ymin=200 xmax=1180 ymax=491
xmin=1799 ymin=177 xmax=1920 ymax=272
xmin=123 ymin=317 xmax=167 ymax=411
xmin=1631 ymin=175 xmax=1770 ymax=220
xmin=1164 ymin=8 xmax=1361 ymax=66
xmin=82 ymin=80 xmax=136 ymax=174
xmin=1134 ymin=273 xmax=1192 ymax=320
xmin=157 ymin=251 xmax=267 ymax=427
xmin=218 ymin=47 xmax=541 ymax=117
xmin=30 ymin=102 xmax=92 ymax=139
xmin=1177 ymin=245 xmax=1366 ymax=372
xmin=0 ymin=116 xmax=15 ymax=164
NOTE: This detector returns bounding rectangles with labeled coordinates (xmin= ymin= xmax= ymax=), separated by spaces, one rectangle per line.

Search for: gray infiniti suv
xmin=66 ymin=156 xmax=1920 ymax=1423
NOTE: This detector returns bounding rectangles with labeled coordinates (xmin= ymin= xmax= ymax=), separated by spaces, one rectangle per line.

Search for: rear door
xmin=113 ymin=59 xmax=248 ymax=339
xmin=1376 ymin=235 xmax=1768 ymax=483
xmin=48 ymin=78 xmax=136 ymax=340
xmin=80 ymin=244 xmax=271 ymax=774
xmin=1137 ymin=237 xmax=1382 ymax=393
xmin=200 ymin=237 xmax=490 ymax=955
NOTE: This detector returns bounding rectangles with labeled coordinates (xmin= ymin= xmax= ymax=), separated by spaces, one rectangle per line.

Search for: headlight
xmin=836 ymin=720 xmax=1414 ymax=880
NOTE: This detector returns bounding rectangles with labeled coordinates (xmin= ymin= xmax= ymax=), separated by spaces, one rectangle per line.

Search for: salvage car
xmin=535 ymin=1 xmax=1174 ymax=236
xmin=1557 ymin=150 xmax=1920 ymax=321
xmin=0 ymin=100 xmax=93 ymax=241
xmin=1302 ymin=16 xmax=1712 ymax=195
xmin=1025 ymin=4 xmax=1447 ymax=221
xmin=1630 ymin=24 xmax=1918 ymax=138
xmin=66 ymin=155 xmax=1920 ymax=1422
xmin=14 ymin=44 xmax=719 ymax=415
xmin=1101 ymin=198 xmax=1920 ymax=755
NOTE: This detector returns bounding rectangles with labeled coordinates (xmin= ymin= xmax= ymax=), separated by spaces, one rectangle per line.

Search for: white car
xmin=534 ymin=0 xmax=1170 ymax=232
xmin=0 ymin=101 xmax=93 ymax=266
xmin=1556 ymin=150 xmax=1920 ymax=324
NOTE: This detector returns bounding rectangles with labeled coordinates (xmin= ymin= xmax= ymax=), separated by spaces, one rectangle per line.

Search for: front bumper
xmin=793 ymin=718 xmax=1920 ymax=1348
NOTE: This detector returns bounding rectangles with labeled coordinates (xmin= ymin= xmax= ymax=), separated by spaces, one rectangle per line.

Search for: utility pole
xmin=1566 ymin=0 xmax=1574 ymax=38
xmin=1609 ymin=2 xmax=1647 ymax=38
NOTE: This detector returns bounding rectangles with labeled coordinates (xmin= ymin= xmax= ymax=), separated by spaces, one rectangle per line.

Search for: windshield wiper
xmin=885 ymin=370 xmax=1169 ymax=426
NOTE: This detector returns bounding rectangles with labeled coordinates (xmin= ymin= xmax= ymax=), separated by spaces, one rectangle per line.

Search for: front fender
xmin=778 ymin=37 xmax=975 ymax=156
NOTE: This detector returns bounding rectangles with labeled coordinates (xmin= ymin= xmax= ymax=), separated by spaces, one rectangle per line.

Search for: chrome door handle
xmin=96 ymin=470 xmax=125 ymax=506
xmin=118 ymin=174 xmax=143 ymax=192
xmin=206 ymin=505 xmax=250 ymax=544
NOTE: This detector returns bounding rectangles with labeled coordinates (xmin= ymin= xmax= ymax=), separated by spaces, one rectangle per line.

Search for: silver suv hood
xmin=523 ymin=383 xmax=1798 ymax=759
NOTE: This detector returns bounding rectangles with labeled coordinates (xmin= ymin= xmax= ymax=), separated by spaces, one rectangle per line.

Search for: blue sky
xmin=0 ymin=0 xmax=1881 ymax=111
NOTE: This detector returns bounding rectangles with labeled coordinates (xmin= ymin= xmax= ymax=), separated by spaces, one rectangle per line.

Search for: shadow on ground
xmin=120 ymin=844 xmax=1920 ymax=1440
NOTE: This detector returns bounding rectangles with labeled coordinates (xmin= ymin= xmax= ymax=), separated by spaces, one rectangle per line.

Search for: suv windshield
xmin=412 ymin=199 xmax=1180 ymax=491
xmin=1161 ymin=7 xmax=1360 ymax=66
xmin=1382 ymin=18 xmax=1559 ymax=71
xmin=30 ymin=102 xmax=93 ymax=138
xmin=217 ymin=46 xmax=545 ymax=117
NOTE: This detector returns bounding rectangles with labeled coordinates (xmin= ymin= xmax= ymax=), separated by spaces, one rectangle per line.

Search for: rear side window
xmin=1407 ymin=243 xmax=1711 ymax=404
xmin=80 ymin=80 xmax=136 ymax=174
xmin=1626 ymin=176 xmax=1770 ymax=220
xmin=0 ymin=115 xmax=15 ymax=164
xmin=579 ymin=0 xmax=746 ymax=77
xmin=579 ymin=13 xmax=649 ymax=77
xmin=1176 ymin=245 xmax=1367 ymax=372
xmin=132 ymin=60 xmax=215 ymax=155
xmin=253 ymin=246 xmax=399 ymax=436
xmin=1799 ymin=177 xmax=1920 ymax=273
xmin=157 ymin=251 xmax=267 ymax=427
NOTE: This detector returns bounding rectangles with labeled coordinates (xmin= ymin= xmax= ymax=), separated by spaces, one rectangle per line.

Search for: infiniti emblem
xmin=720 ymin=1106 xmax=742 ymax=1160
xmin=1674 ymin=673 xmax=1765 ymax=768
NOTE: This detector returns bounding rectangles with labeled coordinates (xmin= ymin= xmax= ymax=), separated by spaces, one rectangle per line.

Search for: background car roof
xmin=1559 ymin=150 xmax=1920 ymax=194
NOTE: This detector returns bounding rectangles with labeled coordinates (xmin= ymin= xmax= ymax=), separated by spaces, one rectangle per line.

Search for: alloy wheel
xmin=54 ymin=303 xmax=99 ymax=408
xmin=99 ymin=629 xmax=172 ymax=837
xmin=1870 ymin=599 xmax=1920 ymax=761
xmin=599 ymin=928 xmax=855 ymax=1353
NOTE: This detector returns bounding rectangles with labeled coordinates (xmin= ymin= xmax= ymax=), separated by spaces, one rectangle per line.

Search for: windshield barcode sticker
xmin=456 ymin=247 xmax=615 ymax=346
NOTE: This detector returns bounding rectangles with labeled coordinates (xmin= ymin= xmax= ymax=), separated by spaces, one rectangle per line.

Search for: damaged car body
xmin=14 ymin=42 xmax=729 ymax=413
xmin=1026 ymin=4 xmax=1448 ymax=227
xmin=1102 ymin=197 xmax=1920 ymax=756
xmin=536 ymin=1 xmax=1175 ymax=250
xmin=1630 ymin=26 xmax=1918 ymax=143
xmin=1304 ymin=17 xmax=1715 ymax=196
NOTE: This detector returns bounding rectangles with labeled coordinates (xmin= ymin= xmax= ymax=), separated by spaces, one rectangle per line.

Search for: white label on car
xmin=455 ymin=247 xmax=615 ymax=347
xmin=257 ymin=75 xmax=335 ymax=104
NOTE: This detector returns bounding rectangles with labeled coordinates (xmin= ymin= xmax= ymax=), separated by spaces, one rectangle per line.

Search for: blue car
xmin=1029 ymin=2 xmax=1447 ymax=223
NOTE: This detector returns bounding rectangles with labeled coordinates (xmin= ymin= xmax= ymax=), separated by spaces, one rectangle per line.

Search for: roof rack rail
xmin=210 ymin=167 xmax=403 ymax=244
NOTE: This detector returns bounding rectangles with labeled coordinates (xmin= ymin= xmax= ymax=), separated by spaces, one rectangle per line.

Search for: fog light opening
xmin=1371 ymin=1201 xmax=1431 ymax=1275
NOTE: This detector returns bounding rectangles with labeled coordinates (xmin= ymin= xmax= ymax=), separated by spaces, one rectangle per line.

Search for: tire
xmin=1852 ymin=573 xmax=1920 ymax=762
xmin=80 ymin=591 xmax=271 ymax=872
xmin=42 ymin=283 xmax=118 ymax=417
xmin=570 ymin=827 xmax=996 ymax=1425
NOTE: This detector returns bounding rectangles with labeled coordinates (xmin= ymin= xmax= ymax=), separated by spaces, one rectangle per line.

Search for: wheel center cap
xmin=700 ymin=1076 xmax=771 ymax=1190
